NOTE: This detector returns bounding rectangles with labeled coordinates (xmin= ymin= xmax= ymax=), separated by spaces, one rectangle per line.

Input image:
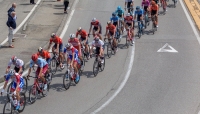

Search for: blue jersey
xmin=5 ymin=73 xmax=24 ymax=89
xmin=29 ymin=58 xmax=48 ymax=68
xmin=134 ymin=9 xmax=144 ymax=16
xmin=110 ymin=16 xmax=119 ymax=22
xmin=115 ymin=9 xmax=124 ymax=16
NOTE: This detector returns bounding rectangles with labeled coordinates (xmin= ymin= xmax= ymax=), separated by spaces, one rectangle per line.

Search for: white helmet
xmin=77 ymin=27 xmax=82 ymax=31
xmin=38 ymin=47 xmax=43 ymax=52
xmin=92 ymin=18 xmax=96 ymax=22
xmin=126 ymin=13 xmax=130 ymax=16
xmin=65 ymin=43 xmax=72 ymax=49
xmin=9 ymin=69 xmax=15 ymax=75
xmin=69 ymin=34 xmax=75 ymax=39
xmin=51 ymin=33 xmax=56 ymax=38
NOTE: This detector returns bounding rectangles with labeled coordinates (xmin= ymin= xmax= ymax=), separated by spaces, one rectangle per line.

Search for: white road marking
xmin=179 ymin=0 xmax=200 ymax=113
xmin=91 ymin=45 xmax=135 ymax=114
xmin=157 ymin=43 xmax=178 ymax=53
xmin=0 ymin=0 xmax=42 ymax=46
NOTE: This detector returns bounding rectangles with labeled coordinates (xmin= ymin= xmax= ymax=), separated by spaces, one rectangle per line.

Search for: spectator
xmin=30 ymin=0 xmax=35 ymax=4
xmin=64 ymin=0 xmax=69 ymax=13
xmin=6 ymin=12 xmax=16 ymax=48
xmin=125 ymin=0 xmax=134 ymax=13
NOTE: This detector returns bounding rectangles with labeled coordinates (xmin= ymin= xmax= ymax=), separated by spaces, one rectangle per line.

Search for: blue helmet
xmin=136 ymin=6 xmax=140 ymax=10
xmin=117 ymin=6 xmax=121 ymax=10
xmin=112 ymin=12 xmax=116 ymax=17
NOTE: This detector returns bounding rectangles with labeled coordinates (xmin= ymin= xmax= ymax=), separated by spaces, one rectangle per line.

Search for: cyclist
xmin=88 ymin=18 xmax=102 ymax=40
xmin=5 ymin=56 xmax=24 ymax=75
xmin=160 ymin=0 xmax=167 ymax=11
xmin=76 ymin=27 xmax=90 ymax=59
xmin=47 ymin=33 xmax=64 ymax=68
xmin=141 ymin=0 xmax=150 ymax=14
xmin=134 ymin=6 xmax=144 ymax=29
xmin=68 ymin=34 xmax=83 ymax=66
xmin=1 ymin=69 xmax=24 ymax=110
xmin=125 ymin=0 xmax=134 ymax=13
xmin=104 ymin=21 xmax=118 ymax=51
xmin=110 ymin=12 xmax=121 ymax=38
xmin=90 ymin=36 xmax=105 ymax=63
xmin=63 ymin=43 xmax=80 ymax=82
xmin=149 ymin=1 xmax=159 ymax=27
xmin=115 ymin=6 xmax=125 ymax=33
xmin=124 ymin=13 xmax=134 ymax=43
xmin=27 ymin=54 xmax=48 ymax=90
xmin=37 ymin=47 xmax=51 ymax=65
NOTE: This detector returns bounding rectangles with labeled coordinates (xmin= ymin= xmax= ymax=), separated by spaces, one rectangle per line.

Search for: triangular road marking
xmin=157 ymin=43 xmax=178 ymax=53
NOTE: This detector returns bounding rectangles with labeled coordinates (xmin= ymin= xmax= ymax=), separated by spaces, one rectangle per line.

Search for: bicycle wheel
xmin=46 ymin=73 xmax=52 ymax=85
xmin=63 ymin=71 xmax=71 ymax=90
xmin=42 ymin=83 xmax=49 ymax=97
xmin=152 ymin=22 xmax=155 ymax=34
xmin=3 ymin=101 xmax=14 ymax=114
xmin=18 ymin=93 xmax=26 ymax=113
xmin=50 ymin=57 xmax=57 ymax=75
xmin=111 ymin=42 xmax=116 ymax=55
xmin=22 ymin=76 xmax=28 ymax=94
xmin=107 ymin=42 xmax=112 ymax=58
xmin=138 ymin=27 xmax=141 ymax=38
xmin=99 ymin=56 xmax=105 ymax=71
xmin=6 ymin=82 xmax=12 ymax=100
xmin=126 ymin=36 xmax=130 ymax=48
xmin=93 ymin=60 xmax=99 ymax=76
xmin=28 ymin=85 xmax=38 ymax=104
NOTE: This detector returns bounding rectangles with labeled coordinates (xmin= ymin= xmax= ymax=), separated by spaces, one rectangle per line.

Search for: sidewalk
xmin=0 ymin=0 xmax=73 ymax=82
xmin=184 ymin=0 xmax=200 ymax=31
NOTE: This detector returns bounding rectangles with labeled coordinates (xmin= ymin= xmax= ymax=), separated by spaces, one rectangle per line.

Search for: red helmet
xmin=31 ymin=54 xmax=38 ymax=61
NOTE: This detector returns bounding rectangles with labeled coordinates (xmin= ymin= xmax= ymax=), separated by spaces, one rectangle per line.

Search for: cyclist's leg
xmin=73 ymin=60 xmax=78 ymax=74
xmin=84 ymin=39 xmax=89 ymax=55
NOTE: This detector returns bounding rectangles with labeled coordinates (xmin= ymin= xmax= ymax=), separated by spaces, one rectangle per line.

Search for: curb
xmin=184 ymin=0 xmax=200 ymax=32
xmin=0 ymin=0 xmax=76 ymax=83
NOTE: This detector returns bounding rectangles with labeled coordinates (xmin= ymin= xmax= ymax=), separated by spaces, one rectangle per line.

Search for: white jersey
xmin=92 ymin=40 xmax=104 ymax=47
xmin=8 ymin=59 xmax=24 ymax=68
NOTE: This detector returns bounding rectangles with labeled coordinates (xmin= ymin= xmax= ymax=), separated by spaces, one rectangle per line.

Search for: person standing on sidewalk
xmin=6 ymin=12 xmax=16 ymax=48
xmin=8 ymin=3 xmax=16 ymax=19
xmin=64 ymin=0 xmax=69 ymax=13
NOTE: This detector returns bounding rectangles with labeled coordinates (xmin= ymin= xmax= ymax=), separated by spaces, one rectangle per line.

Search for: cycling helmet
xmin=38 ymin=47 xmax=43 ymax=52
xmin=112 ymin=12 xmax=116 ymax=17
xmin=77 ymin=27 xmax=82 ymax=32
xmin=92 ymin=18 xmax=97 ymax=22
xmin=31 ymin=54 xmax=38 ymax=61
xmin=126 ymin=13 xmax=130 ymax=16
xmin=51 ymin=33 xmax=56 ymax=38
xmin=94 ymin=36 xmax=99 ymax=41
xmin=65 ymin=43 xmax=72 ymax=49
xmin=69 ymin=34 xmax=75 ymax=39
xmin=11 ymin=56 xmax=17 ymax=63
xmin=107 ymin=21 xmax=111 ymax=25
xmin=117 ymin=6 xmax=121 ymax=10
xmin=136 ymin=6 xmax=140 ymax=10
xmin=8 ymin=69 xmax=15 ymax=75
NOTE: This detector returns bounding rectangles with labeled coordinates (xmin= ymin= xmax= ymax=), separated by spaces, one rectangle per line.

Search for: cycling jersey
xmin=91 ymin=20 xmax=101 ymax=28
xmin=92 ymin=40 xmax=104 ymax=47
xmin=141 ymin=0 xmax=150 ymax=7
xmin=76 ymin=29 xmax=87 ymax=38
xmin=134 ymin=8 xmax=144 ymax=16
xmin=29 ymin=58 xmax=48 ymax=68
xmin=50 ymin=36 xmax=63 ymax=44
xmin=68 ymin=38 xmax=80 ymax=50
xmin=64 ymin=47 xmax=78 ymax=61
xmin=115 ymin=9 xmax=124 ymax=17
xmin=106 ymin=24 xmax=116 ymax=33
xmin=150 ymin=5 xmax=158 ymax=15
xmin=5 ymin=73 xmax=24 ymax=91
xmin=37 ymin=50 xmax=51 ymax=59
xmin=124 ymin=16 xmax=133 ymax=23
xmin=8 ymin=59 xmax=24 ymax=68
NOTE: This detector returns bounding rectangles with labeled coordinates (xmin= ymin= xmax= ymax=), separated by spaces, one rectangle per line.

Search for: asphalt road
xmin=1 ymin=0 xmax=200 ymax=114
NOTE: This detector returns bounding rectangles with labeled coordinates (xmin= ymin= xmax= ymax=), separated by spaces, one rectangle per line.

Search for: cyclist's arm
xmin=18 ymin=66 xmax=23 ymax=74
xmin=71 ymin=52 xmax=75 ymax=65
xmin=113 ymin=27 xmax=116 ymax=37
xmin=78 ymin=41 xmax=81 ymax=52
xmin=47 ymin=43 xmax=52 ymax=51
xmin=97 ymin=25 xmax=100 ymax=33
xmin=56 ymin=43 xmax=59 ymax=52
xmin=27 ymin=61 xmax=33 ymax=76
xmin=89 ymin=24 xmax=92 ymax=34
xmin=105 ymin=29 xmax=108 ymax=36
xmin=38 ymin=67 xmax=43 ymax=77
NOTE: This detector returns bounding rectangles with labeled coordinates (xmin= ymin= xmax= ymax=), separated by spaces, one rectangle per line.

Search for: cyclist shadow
xmin=49 ymin=83 xmax=66 ymax=92
xmin=82 ymin=71 xmax=95 ymax=78
xmin=118 ymin=43 xmax=128 ymax=49
xmin=167 ymin=4 xmax=176 ymax=8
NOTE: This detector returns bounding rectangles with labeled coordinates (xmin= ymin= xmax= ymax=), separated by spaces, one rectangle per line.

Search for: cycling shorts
xmin=53 ymin=43 xmax=63 ymax=53
xmin=36 ymin=64 xmax=48 ymax=78
xmin=144 ymin=6 xmax=148 ymax=12
xmin=79 ymin=37 xmax=88 ymax=44
xmin=96 ymin=46 xmax=105 ymax=55
xmin=151 ymin=10 xmax=157 ymax=15
xmin=10 ymin=81 xmax=24 ymax=92
xmin=93 ymin=26 xmax=102 ymax=34
xmin=46 ymin=58 xmax=51 ymax=65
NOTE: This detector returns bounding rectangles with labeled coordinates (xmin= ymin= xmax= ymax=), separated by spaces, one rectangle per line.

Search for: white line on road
xmin=91 ymin=45 xmax=135 ymax=114
xmin=179 ymin=0 xmax=200 ymax=114
xmin=0 ymin=0 xmax=42 ymax=46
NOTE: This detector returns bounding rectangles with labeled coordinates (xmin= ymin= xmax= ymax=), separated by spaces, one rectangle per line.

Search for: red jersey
xmin=50 ymin=36 xmax=62 ymax=44
xmin=68 ymin=38 xmax=80 ymax=50
xmin=106 ymin=24 xmax=116 ymax=33
xmin=124 ymin=16 xmax=133 ymax=23
xmin=37 ymin=50 xmax=50 ymax=59
xmin=91 ymin=20 xmax=100 ymax=27
xmin=76 ymin=30 xmax=87 ymax=38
